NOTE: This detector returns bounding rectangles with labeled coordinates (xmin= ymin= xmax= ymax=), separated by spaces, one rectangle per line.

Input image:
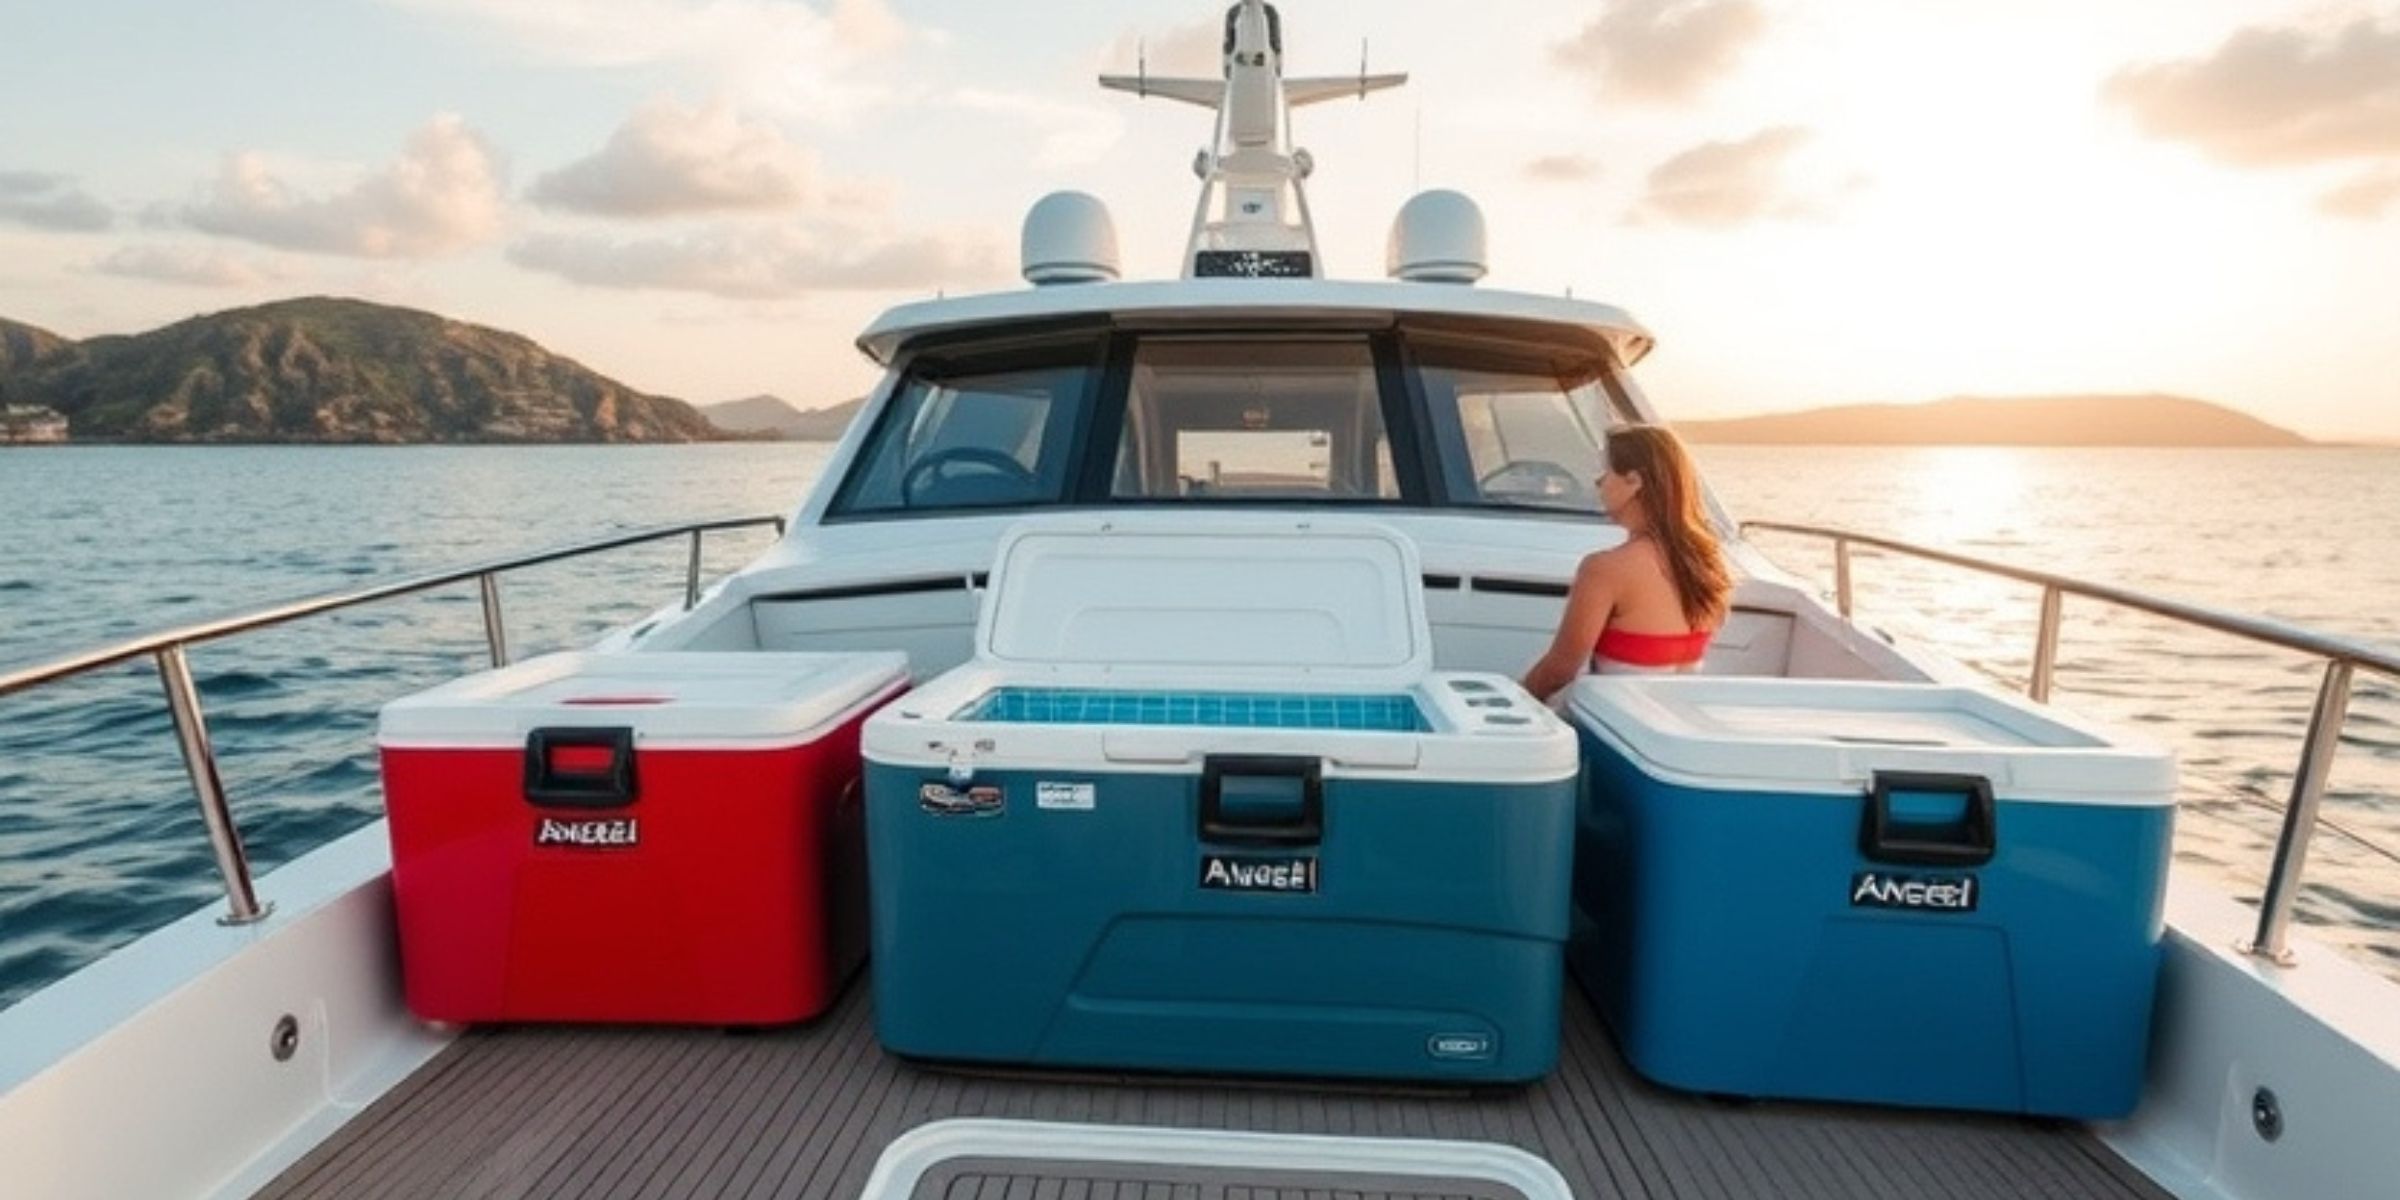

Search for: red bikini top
xmin=1593 ymin=625 xmax=1714 ymax=668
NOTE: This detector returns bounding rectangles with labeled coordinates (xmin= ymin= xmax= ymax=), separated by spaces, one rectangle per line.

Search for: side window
xmin=832 ymin=352 xmax=1095 ymax=515
xmin=1413 ymin=344 xmax=1614 ymax=514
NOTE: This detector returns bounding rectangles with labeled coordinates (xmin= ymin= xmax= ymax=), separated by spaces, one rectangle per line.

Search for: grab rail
xmin=1741 ymin=520 xmax=2400 ymax=966
xmin=0 ymin=514 xmax=786 ymax=925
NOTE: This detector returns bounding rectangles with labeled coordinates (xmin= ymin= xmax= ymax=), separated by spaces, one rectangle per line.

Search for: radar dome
xmin=1386 ymin=190 xmax=1488 ymax=284
xmin=1021 ymin=191 xmax=1121 ymax=285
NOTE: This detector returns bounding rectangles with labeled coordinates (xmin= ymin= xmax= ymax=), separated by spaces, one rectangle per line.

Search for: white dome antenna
xmin=1387 ymin=190 xmax=1488 ymax=284
xmin=1021 ymin=191 xmax=1121 ymax=286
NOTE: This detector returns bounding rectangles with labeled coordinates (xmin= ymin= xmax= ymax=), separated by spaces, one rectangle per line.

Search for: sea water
xmin=0 ymin=443 xmax=2393 ymax=1008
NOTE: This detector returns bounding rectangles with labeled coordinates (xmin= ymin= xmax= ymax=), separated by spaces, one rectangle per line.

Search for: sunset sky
xmin=3 ymin=0 xmax=2396 ymax=439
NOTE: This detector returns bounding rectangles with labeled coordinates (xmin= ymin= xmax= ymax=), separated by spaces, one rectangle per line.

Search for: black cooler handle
xmin=1860 ymin=770 xmax=1995 ymax=866
xmin=524 ymin=727 xmax=639 ymax=809
xmin=1199 ymin=755 xmax=1323 ymax=847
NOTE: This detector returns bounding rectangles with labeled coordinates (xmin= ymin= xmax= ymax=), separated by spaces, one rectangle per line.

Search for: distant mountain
xmin=1676 ymin=394 xmax=2312 ymax=448
xmin=0 ymin=317 xmax=75 ymax=393
xmin=703 ymin=394 xmax=864 ymax=441
xmin=0 ymin=297 xmax=725 ymax=443
xmin=703 ymin=394 xmax=807 ymax=435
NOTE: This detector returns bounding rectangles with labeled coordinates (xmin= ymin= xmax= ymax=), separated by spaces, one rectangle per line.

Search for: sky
xmin=1 ymin=0 xmax=2396 ymax=440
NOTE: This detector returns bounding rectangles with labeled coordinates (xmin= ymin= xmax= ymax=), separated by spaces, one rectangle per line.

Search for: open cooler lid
xmin=978 ymin=514 xmax=1431 ymax=688
xmin=1567 ymin=676 xmax=2175 ymax=806
xmin=379 ymin=650 xmax=908 ymax=748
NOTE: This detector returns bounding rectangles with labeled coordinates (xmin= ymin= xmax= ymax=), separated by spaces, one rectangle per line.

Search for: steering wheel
xmin=1478 ymin=459 xmax=1587 ymax=500
xmin=901 ymin=447 xmax=1040 ymax=505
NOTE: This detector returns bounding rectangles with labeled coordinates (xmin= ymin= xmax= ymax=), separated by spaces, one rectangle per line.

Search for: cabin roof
xmin=855 ymin=278 xmax=1653 ymax=366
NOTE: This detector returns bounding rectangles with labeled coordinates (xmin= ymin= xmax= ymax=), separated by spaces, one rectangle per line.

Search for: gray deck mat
xmin=255 ymin=981 xmax=2174 ymax=1200
xmin=908 ymin=1159 xmax=1529 ymax=1200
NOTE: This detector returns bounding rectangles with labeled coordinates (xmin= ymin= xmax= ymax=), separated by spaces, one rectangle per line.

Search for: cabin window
xmin=1108 ymin=339 xmax=1399 ymax=501
xmin=829 ymin=348 xmax=1096 ymax=516
xmin=1412 ymin=342 xmax=1615 ymax=515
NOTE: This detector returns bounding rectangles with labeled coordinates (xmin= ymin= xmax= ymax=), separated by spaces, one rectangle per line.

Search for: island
xmin=1674 ymin=394 xmax=2313 ymax=447
xmin=0 ymin=299 xmax=726 ymax=444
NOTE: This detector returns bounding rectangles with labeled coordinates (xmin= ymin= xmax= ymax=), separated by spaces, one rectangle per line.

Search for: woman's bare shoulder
xmin=1578 ymin=543 xmax=1643 ymax=576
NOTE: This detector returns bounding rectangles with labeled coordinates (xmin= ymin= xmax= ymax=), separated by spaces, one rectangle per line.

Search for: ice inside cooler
xmin=962 ymin=687 xmax=1428 ymax=731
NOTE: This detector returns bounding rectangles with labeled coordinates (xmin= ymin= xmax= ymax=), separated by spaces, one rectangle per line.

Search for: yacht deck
xmin=255 ymin=979 xmax=2169 ymax=1199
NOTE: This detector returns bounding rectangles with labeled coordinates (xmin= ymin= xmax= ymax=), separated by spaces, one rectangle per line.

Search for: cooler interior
xmin=963 ymin=687 xmax=1428 ymax=731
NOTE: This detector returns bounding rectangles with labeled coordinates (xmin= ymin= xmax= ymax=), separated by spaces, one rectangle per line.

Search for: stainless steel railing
xmin=0 ymin=514 xmax=786 ymax=925
xmin=1742 ymin=520 xmax=2400 ymax=965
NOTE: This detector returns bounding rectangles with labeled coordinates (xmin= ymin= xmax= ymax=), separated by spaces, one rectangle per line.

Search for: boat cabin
xmin=829 ymin=306 xmax=1630 ymax=521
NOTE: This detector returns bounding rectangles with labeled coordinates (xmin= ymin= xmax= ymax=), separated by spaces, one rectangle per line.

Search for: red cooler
xmin=377 ymin=650 xmax=907 ymax=1025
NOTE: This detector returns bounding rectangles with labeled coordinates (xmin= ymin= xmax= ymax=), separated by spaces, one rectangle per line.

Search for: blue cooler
xmin=864 ymin=515 xmax=1578 ymax=1083
xmin=1566 ymin=676 xmax=2176 ymax=1119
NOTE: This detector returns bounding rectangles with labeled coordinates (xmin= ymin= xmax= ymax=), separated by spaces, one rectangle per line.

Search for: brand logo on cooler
xmin=1198 ymin=854 xmax=1318 ymax=894
xmin=1036 ymin=781 xmax=1095 ymax=811
xmin=534 ymin=817 xmax=639 ymax=848
xmin=1850 ymin=871 xmax=1978 ymax=912
xmin=1427 ymin=1033 xmax=1495 ymax=1061
xmin=919 ymin=781 xmax=1003 ymax=817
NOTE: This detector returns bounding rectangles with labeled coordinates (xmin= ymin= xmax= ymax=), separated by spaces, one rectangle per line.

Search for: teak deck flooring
xmin=257 ymin=980 xmax=2170 ymax=1199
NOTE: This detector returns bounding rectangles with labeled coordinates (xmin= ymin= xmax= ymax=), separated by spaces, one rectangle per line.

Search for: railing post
xmin=155 ymin=645 xmax=271 ymax=926
xmin=2030 ymin=584 xmax=2063 ymax=703
xmin=1833 ymin=537 xmax=1854 ymax=618
xmin=2246 ymin=659 xmax=2356 ymax=965
xmin=685 ymin=529 xmax=704 ymax=611
xmin=477 ymin=573 xmax=508 ymax=668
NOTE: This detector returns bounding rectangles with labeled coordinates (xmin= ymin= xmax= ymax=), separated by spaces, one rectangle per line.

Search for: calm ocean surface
xmin=0 ymin=443 xmax=2395 ymax=1009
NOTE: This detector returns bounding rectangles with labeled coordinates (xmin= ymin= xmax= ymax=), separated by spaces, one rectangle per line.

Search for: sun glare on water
xmin=1901 ymin=447 xmax=2029 ymax=547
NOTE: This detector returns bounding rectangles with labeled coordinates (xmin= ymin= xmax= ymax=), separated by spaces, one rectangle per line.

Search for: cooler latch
xmin=1199 ymin=755 xmax=1323 ymax=847
xmin=524 ymin=727 xmax=639 ymax=808
xmin=1860 ymin=770 xmax=1995 ymax=866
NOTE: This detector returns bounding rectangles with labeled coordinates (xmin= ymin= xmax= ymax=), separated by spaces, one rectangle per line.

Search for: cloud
xmin=1525 ymin=155 xmax=1601 ymax=183
xmin=0 ymin=171 xmax=113 ymax=232
xmin=93 ymin=245 xmax=287 ymax=287
xmin=827 ymin=0 xmax=906 ymax=53
xmin=384 ymin=0 xmax=908 ymax=120
xmin=508 ymin=224 xmax=1004 ymax=299
xmin=2320 ymin=165 xmax=2400 ymax=219
xmin=952 ymin=89 xmax=1126 ymax=168
xmin=1630 ymin=126 xmax=1827 ymax=227
xmin=1552 ymin=0 xmax=1766 ymax=105
xmin=183 ymin=115 xmax=504 ymax=258
xmin=1099 ymin=19 xmax=1223 ymax=77
xmin=532 ymin=97 xmax=818 ymax=218
xmin=2104 ymin=17 xmax=2400 ymax=167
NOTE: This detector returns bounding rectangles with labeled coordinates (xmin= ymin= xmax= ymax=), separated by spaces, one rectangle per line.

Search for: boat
xmin=3 ymin=3 xmax=2396 ymax=1196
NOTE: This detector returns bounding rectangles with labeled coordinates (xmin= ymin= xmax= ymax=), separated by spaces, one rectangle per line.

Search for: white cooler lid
xmin=1567 ymin=676 xmax=2175 ymax=805
xmin=978 ymin=514 xmax=1431 ymax=689
xmin=379 ymin=650 xmax=907 ymax=748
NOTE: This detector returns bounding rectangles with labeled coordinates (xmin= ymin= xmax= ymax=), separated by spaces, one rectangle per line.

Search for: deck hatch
xmin=861 ymin=1120 xmax=1571 ymax=1200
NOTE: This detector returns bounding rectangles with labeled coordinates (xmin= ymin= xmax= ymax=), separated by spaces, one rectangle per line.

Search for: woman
xmin=1520 ymin=424 xmax=1732 ymax=702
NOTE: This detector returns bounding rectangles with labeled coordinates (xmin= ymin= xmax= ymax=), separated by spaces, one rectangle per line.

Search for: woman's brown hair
xmin=1605 ymin=424 xmax=1732 ymax=629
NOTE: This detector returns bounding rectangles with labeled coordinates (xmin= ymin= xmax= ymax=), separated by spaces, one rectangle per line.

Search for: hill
xmin=703 ymin=394 xmax=808 ymax=436
xmin=703 ymin=395 xmax=864 ymax=441
xmin=1675 ymin=394 xmax=2311 ymax=448
xmin=0 ymin=298 xmax=724 ymax=443
xmin=0 ymin=317 xmax=76 ymax=393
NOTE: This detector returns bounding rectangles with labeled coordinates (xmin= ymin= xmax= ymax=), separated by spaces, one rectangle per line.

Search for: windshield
xmin=1111 ymin=339 xmax=1399 ymax=501
xmin=826 ymin=328 xmax=1628 ymax=521
xmin=830 ymin=345 xmax=1096 ymax=515
xmin=1412 ymin=339 xmax=1616 ymax=515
